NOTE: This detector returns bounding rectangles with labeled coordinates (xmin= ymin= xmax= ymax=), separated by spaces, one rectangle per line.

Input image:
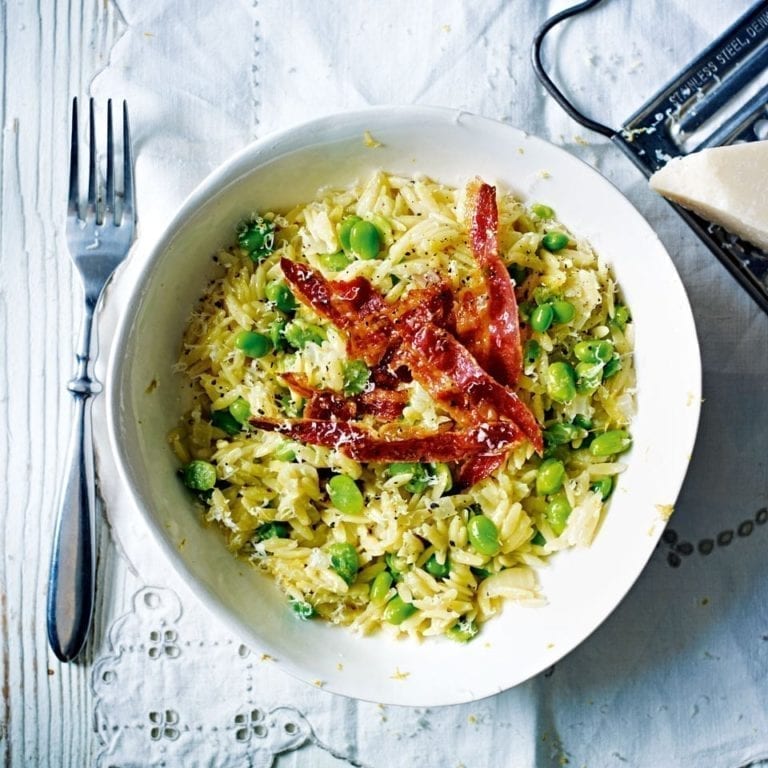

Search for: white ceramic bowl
xmin=107 ymin=106 xmax=701 ymax=706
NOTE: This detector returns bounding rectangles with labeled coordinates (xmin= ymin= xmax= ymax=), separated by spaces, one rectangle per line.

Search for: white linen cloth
xmin=90 ymin=1 xmax=768 ymax=766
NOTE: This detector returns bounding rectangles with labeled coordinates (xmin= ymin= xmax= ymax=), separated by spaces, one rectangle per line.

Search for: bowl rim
xmin=106 ymin=104 xmax=702 ymax=706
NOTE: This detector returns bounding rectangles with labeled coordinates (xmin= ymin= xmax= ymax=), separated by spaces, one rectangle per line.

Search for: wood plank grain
xmin=1 ymin=0 xmax=10 ymax=755
xmin=0 ymin=0 xmax=133 ymax=764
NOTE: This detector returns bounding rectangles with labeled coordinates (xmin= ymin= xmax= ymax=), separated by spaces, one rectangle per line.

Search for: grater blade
xmin=533 ymin=1 xmax=768 ymax=313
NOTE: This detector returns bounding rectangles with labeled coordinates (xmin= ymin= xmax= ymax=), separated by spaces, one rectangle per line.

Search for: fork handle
xmin=47 ymin=303 xmax=100 ymax=662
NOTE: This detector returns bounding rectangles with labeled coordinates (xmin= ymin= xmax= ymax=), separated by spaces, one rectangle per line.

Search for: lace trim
xmin=92 ymin=587 xmax=368 ymax=767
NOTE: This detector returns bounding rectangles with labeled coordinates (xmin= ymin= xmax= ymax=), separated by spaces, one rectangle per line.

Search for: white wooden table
xmin=3 ymin=1 xmax=768 ymax=766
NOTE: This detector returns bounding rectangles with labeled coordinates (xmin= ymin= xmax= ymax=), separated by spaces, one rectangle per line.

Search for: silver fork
xmin=47 ymin=98 xmax=135 ymax=662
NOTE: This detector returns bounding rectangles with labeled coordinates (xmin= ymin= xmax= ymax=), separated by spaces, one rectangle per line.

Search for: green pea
xmin=211 ymin=409 xmax=241 ymax=436
xmin=265 ymin=281 xmax=297 ymax=313
xmin=546 ymin=492 xmax=572 ymax=535
xmin=603 ymin=356 xmax=622 ymax=379
xmin=530 ymin=303 xmax=554 ymax=333
xmin=531 ymin=203 xmax=555 ymax=219
xmin=543 ymin=422 xmax=583 ymax=447
xmin=319 ymin=251 xmax=353 ymax=272
xmin=369 ymin=571 xmax=393 ymax=605
xmin=613 ymin=305 xmax=630 ymax=329
xmin=328 ymin=542 xmax=359 ymax=585
xmin=541 ymin=447 xmax=562 ymax=462
xmin=327 ymin=474 xmax=364 ymax=515
xmin=531 ymin=530 xmax=546 ymax=546
xmin=467 ymin=514 xmax=500 ymax=556
xmin=591 ymin=476 xmax=614 ymax=500
xmin=385 ymin=552 xmax=404 ymax=580
xmin=388 ymin=462 xmax=433 ymax=493
xmin=238 ymin=227 xmax=268 ymax=253
xmin=551 ymin=300 xmax=575 ymax=324
xmin=524 ymin=339 xmax=541 ymax=367
xmin=572 ymin=414 xmax=593 ymax=431
xmin=590 ymin=429 xmax=632 ymax=457
xmin=349 ymin=220 xmax=382 ymax=260
xmin=235 ymin=330 xmax=272 ymax=358
xmin=290 ymin=599 xmax=315 ymax=620
xmin=182 ymin=460 xmax=217 ymax=491
xmin=370 ymin=213 xmax=393 ymax=242
xmin=574 ymin=340 xmax=614 ymax=364
xmin=424 ymin=554 xmax=450 ymax=579
xmin=546 ymin=361 xmax=577 ymax=403
xmin=387 ymin=462 xmax=415 ymax=478
xmin=269 ymin=318 xmax=288 ymax=351
xmin=536 ymin=458 xmax=566 ymax=496
xmin=342 ymin=359 xmax=370 ymax=396
xmin=446 ymin=617 xmax=479 ymax=643
xmin=274 ymin=441 xmax=297 ymax=462
xmin=229 ymin=397 xmax=251 ymax=425
xmin=338 ymin=216 xmax=362 ymax=252
xmin=542 ymin=232 xmax=569 ymax=252
xmin=301 ymin=324 xmax=326 ymax=347
xmin=575 ymin=361 xmax=604 ymax=393
xmin=382 ymin=594 xmax=417 ymax=625
xmin=255 ymin=521 xmax=291 ymax=541
xmin=284 ymin=322 xmax=325 ymax=349
xmin=237 ymin=215 xmax=276 ymax=261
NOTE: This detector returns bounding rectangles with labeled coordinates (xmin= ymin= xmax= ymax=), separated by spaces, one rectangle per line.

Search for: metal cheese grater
xmin=532 ymin=0 xmax=768 ymax=313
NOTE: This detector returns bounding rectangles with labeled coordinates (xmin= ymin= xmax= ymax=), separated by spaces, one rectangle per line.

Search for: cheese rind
xmin=649 ymin=141 xmax=768 ymax=251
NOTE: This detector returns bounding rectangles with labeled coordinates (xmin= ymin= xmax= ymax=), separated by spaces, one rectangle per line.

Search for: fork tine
xmin=86 ymin=98 xmax=97 ymax=218
xmin=122 ymin=100 xmax=135 ymax=224
xmin=68 ymin=98 xmax=79 ymax=218
xmin=105 ymin=100 xmax=115 ymax=219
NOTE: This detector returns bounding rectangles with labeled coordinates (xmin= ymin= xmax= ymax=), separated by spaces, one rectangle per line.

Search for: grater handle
xmin=531 ymin=0 xmax=616 ymax=139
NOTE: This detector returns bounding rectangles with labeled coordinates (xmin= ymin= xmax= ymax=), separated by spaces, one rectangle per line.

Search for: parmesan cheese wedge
xmin=649 ymin=141 xmax=768 ymax=252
